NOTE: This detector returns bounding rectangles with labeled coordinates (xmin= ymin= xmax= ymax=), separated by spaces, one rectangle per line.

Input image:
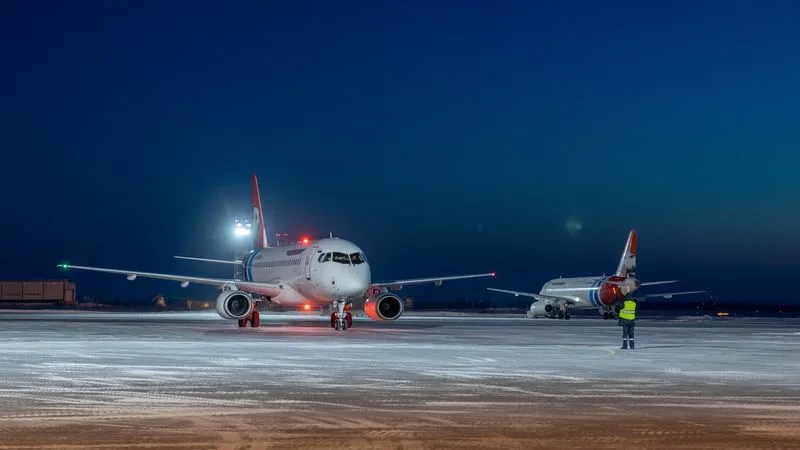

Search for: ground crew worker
xmin=618 ymin=297 xmax=637 ymax=349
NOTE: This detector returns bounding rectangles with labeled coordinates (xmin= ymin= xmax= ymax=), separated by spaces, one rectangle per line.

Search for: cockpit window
xmin=332 ymin=252 xmax=351 ymax=264
xmin=318 ymin=252 xmax=331 ymax=263
xmin=350 ymin=252 xmax=366 ymax=264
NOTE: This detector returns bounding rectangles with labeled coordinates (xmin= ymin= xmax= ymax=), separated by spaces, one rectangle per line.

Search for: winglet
xmin=251 ymin=174 xmax=269 ymax=249
xmin=615 ymin=229 xmax=637 ymax=278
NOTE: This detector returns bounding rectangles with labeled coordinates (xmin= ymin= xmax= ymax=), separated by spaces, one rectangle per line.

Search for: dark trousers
xmin=619 ymin=318 xmax=635 ymax=348
xmin=622 ymin=323 xmax=634 ymax=339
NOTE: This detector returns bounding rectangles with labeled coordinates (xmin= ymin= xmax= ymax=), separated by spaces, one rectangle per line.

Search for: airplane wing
xmin=486 ymin=288 xmax=580 ymax=304
xmin=174 ymin=255 xmax=241 ymax=264
xmin=372 ymin=272 xmax=495 ymax=290
xmin=57 ymin=264 xmax=282 ymax=297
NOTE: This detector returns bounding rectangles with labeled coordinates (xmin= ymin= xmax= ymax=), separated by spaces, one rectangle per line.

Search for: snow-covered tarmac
xmin=1 ymin=310 xmax=799 ymax=449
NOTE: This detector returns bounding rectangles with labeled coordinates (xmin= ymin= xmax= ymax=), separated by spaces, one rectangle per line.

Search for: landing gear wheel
xmin=564 ymin=313 xmax=571 ymax=320
xmin=250 ymin=310 xmax=260 ymax=328
xmin=330 ymin=300 xmax=351 ymax=331
xmin=238 ymin=318 xmax=248 ymax=328
xmin=603 ymin=312 xmax=609 ymax=320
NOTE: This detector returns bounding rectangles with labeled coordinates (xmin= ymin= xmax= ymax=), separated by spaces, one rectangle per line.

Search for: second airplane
xmin=488 ymin=229 xmax=704 ymax=320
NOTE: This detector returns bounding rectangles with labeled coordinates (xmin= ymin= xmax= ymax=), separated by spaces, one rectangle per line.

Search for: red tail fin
xmin=251 ymin=174 xmax=269 ymax=249
xmin=614 ymin=229 xmax=637 ymax=278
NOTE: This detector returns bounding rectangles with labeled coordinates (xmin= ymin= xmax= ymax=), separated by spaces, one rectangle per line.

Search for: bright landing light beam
xmin=234 ymin=226 xmax=251 ymax=237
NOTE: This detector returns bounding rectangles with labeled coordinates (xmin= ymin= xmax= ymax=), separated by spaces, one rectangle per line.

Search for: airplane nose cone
xmin=340 ymin=276 xmax=369 ymax=297
xmin=332 ymin=266 xmax=370 ymax=298
xmin=337 ymin=283 xmax=363 ymax=297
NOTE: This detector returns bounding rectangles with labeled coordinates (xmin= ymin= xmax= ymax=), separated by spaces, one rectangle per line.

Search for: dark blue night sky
xmin=2 ymin=0 xmax=799 ymax=304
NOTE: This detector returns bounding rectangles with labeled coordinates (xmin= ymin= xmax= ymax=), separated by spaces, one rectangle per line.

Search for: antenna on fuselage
xmin=330 ymin=232 xmax=333 ymax=238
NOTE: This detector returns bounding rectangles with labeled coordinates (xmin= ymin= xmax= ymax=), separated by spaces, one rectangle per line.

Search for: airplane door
xmin=304 ymin=246 xmax=317 ymax=280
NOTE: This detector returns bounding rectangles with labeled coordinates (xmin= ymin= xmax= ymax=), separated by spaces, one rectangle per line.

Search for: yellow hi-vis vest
xmin=618 ymin=299 xmax=636 ymax=320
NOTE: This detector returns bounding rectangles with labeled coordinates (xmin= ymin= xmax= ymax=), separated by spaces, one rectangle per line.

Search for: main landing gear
xmin=238 ymin=308 xmax=261 ymax=328
xmin=602 ymin=304 xmax=622 ymax=320
xmin=548 ymin=309 xmax=570 ymax=320
xmin=330 ymin=300 xmax=353 ymax=331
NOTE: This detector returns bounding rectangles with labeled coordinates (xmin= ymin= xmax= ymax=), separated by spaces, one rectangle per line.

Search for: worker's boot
xmin=621 ymin=339 xmax=628 ymax=349
xmin=629 ymin=340 xmax=635 ymax=350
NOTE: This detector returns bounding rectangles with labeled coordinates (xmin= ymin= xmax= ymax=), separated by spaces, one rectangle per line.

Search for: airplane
xmin=487 ymin=229 xmax=704 ymax=320
xmin=58 ymin=174 xmax=496 ymax=331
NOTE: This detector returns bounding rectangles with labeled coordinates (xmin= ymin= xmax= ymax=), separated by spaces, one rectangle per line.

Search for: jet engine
xmin=529 ymin=301 xmax=571 ymax=319
xmin=215 ymin=290 xmax=253 ymax=320
xmin=530 ymin=301 xmax=556 ymax=317
xmin=598 ymin=281 xmax=625 ymax=305
xmin=364 ymin=292 xmax=404 ymax=321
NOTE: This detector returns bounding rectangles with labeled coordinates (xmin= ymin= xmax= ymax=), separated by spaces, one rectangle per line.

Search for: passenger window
xmin=350 ymin=252 xmax=365 ymax=264
xmin=318 ymin=252 xmax=331 ymax=263
xmin=332 ymin=252 xmax=351 ymax=264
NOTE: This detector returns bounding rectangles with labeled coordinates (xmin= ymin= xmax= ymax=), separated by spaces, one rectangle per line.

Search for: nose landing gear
xmin=330 ymin=300 xmax=353 ymax=331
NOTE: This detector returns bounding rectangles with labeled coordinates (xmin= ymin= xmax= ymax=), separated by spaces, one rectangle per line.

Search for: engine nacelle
xmin=364 ymin=292 xmax=404 ymax=321
xmin=530 ymin=301 xmax=560 ymax=318
xmin=215 ymin=290 xmax=253 ymax=320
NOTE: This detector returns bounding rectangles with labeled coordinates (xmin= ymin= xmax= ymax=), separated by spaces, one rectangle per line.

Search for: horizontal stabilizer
xmin=639 ymin=280 xmax=678 ymax=287
xmin=639 ymin=290 xmax=706 ymax=299
xmin=174 ymin=256 xmax=241 ymax=265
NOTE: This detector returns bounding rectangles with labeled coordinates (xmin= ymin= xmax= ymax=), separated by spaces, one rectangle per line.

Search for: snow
xmin=0 ymin=311 xmax=799 ymax=423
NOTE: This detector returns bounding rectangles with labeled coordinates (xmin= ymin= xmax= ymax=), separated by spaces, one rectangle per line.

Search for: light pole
xmin=233 ymin=219 xmax=252 ymax=279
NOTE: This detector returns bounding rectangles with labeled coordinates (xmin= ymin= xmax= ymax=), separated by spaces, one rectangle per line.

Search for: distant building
xmin=0 ymin=280 xmax=76 ymax=307
xmin=274 ymin=233 xmax=290 ymax=246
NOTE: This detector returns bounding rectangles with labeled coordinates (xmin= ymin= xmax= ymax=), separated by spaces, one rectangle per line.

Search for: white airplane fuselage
xmin=240 ymin=237 xmax=371 ymax=307
xmin=539 ymin=275 xmax=638 ymax=311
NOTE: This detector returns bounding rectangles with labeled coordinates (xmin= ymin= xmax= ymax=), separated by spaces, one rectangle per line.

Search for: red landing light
xmin=303 ymin=304 xmax=311 ymax=311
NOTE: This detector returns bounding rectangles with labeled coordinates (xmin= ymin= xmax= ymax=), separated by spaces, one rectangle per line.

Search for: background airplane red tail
xmin=251 ymin=174 xmax=269 ymax=249
xmin=614 ymin=229 xmax=637 ymax=278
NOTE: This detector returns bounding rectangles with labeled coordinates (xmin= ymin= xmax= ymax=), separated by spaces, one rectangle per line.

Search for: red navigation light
xmin=303 ymin=304 xmax=311 ymax=311
xmin=490 ymin=272 xmax=496 ymax=277
xmin=301 ymin=237 xmax=310 ymax=245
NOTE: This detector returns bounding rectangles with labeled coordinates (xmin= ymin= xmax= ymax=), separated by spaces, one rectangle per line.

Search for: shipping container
xmin=0 ymin=280 xmax=76 ymax=305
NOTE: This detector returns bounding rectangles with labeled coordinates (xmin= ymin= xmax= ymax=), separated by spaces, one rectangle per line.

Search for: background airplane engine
xmin=530 ymin=301 xmax=556 ymax=317
xmin=215 ymin=291 xmax=253 ymax=320
xmin=599 ymin=277 xmax=627 ymax=305
xmin=364 ymin=292 xmax=404 ymax=321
